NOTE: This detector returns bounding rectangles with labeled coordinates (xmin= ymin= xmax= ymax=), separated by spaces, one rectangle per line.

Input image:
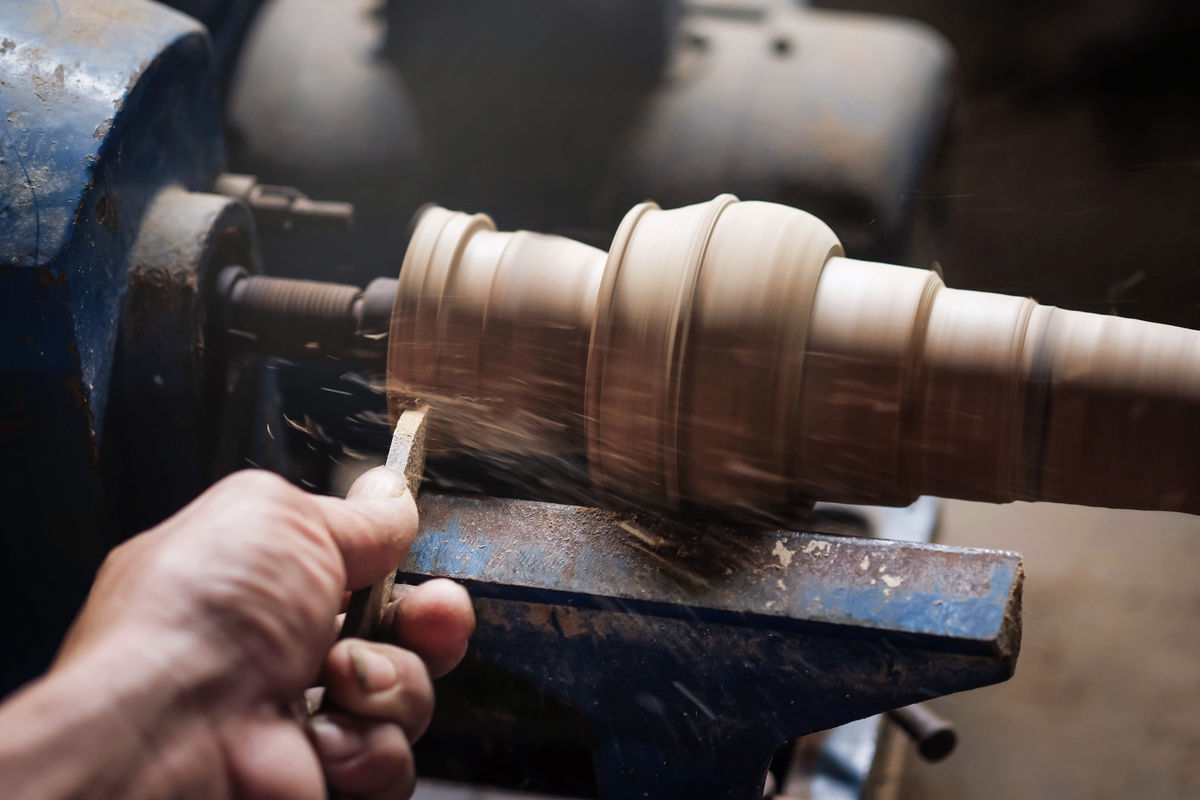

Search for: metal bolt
xmin=214 ymin=173 xmax=354 ymax=232
xmin=888 ymin=703 xmax=957 ymax=762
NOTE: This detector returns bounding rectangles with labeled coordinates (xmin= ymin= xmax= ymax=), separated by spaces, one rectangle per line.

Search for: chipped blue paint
xmin=410 ymin=518 xmax=495 ymax=578
xmin=406 ymin=492 xmax=1020 ymax=800
xmin=407 ymin=494 xmax=1020 ymax=648
xmin=0 ymin=0 xmax=226 ymax=695
xmin=819 ymin=562 xmax=1018 ymax=641
xmin=0 ymin=0 xmax=223 ymax=434
xmin=0 ymin=0 xmax=214 ymax=267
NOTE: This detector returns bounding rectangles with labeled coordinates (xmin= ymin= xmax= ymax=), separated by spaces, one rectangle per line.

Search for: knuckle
xmin=391 ymin=738 xmax=416 ymax=798
xmin=392 ymin=648 xmax=433 ymax=693
xmin=218 ymin=481 xmax=343 ymax=592
xmin=373 ymin=728 xmax=416 ymax=798
xmin=217 ymin=469 xmax=298 ymax=501
xmin=392 ymin=650 xmax=435 ymax=734
xmin=95 ymin=531 xmax=157 ymax=582
xmin=337 ymin=645 xmax=435 ymax=736
xmin=99 ymin=537 xmax=135 ymax=569
xmin=325 ymin=723 xmax=415 ymax=798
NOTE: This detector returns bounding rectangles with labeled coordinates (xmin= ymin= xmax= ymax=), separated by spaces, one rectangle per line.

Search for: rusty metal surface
xmin=0 ymin=0 xmax=230 ymax=693
xmin=105 ymin=188 xmax=260 ymax=535
xmin=0 ymin=0 xmax=223 ymax=430
xmin=402 ymin=493 xmax=1022 ymax=799
xmin=408 ymin=494 xmax=1020 ymax=649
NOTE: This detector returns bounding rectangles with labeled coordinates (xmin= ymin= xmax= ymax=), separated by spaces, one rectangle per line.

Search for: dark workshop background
xmin=816 ymin=1 xmax=1200 ymax=797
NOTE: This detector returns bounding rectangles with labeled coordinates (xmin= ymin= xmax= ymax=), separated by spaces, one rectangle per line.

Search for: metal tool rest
xmin=398 ymin=494 xmax=1018 ymax=799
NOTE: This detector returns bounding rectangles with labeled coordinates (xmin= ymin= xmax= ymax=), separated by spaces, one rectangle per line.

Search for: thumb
xmin=346 ymin=464 xmax=412 ymax=501
xmin=312 ymin=466 xmax=419 ymax=589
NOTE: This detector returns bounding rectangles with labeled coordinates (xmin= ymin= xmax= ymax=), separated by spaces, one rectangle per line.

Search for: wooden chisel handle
xmin=320 ymin=406 xmax=428 ymax=799
xmin=336 ymin=406 xmax=429 ymax=644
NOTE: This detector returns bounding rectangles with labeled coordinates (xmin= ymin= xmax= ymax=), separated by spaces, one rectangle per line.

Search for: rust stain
xmin=72 ymin=175 xmax=97 ymax=227
xmin=35 ymin=266 xmax=65 ymax=286
xmin=473 ymin=601 xmax=514 ymax=632
xmin=553 ymin=607 xmax=589 ymax=638
xmin=95 ymin=193 xmax=119 ymax=233
xmin=525 ymin=603 xmax=552 ymax=629
xmin=61 ymin=375 xmax=86 ymax=413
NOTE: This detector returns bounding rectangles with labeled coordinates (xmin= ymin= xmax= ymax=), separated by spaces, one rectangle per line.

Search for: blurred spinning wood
xmin=388 ymin=195 xmax=1200 ymax=521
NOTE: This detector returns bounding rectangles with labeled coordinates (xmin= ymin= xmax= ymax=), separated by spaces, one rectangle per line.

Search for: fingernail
xmin=350 ymin=644 xmax=397 ymax=693
xmin=310 ymin=715 xmax=362 ymax=761
xmin=348 ymin=466 xmax=409 ymax=500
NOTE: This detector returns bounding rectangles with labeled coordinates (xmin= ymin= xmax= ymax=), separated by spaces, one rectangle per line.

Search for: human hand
xmin=0 ymin=468 xmax=474 ymax=800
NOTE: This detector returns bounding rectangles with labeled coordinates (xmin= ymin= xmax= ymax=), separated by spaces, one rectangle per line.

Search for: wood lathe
xmin=3 ymin=2 xmax=1197 ymax=796
xmin=219 ymin=194 xmax=1200 ymax=522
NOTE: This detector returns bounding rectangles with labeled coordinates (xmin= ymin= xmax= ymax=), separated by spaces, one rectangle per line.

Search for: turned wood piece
xmin=387 ymin=196 xmax=1200 ymax=521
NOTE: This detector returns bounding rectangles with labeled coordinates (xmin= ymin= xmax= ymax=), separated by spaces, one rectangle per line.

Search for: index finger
xmin=312 ymin=466 xmax=419 ymax=589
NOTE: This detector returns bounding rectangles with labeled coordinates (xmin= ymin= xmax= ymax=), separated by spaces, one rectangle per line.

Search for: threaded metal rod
xmin=213 ymin=266 xmax=396 ymax=362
